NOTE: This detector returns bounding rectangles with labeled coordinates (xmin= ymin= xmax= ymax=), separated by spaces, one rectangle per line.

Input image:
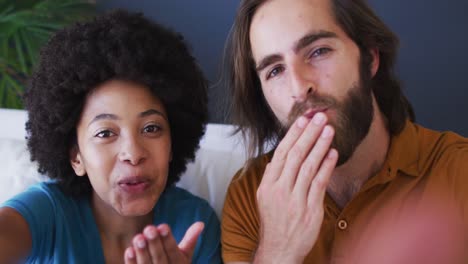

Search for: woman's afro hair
xmin=23 ymin=10 xmax=208 ymax=196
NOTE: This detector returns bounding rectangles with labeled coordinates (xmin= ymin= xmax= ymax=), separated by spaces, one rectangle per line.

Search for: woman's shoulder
xmin=3 ymin=181 xmax=64 ymax=207
xmin=2 ymin=181 xmax=88 ymax=224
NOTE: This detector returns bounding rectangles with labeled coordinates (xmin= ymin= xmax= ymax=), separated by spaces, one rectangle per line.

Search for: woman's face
xmin=70 ymin=80 xmax=171 ymax=217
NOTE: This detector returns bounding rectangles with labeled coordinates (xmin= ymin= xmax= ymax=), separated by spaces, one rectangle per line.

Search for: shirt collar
xmin=383 ymin=120 xmax=421 ymax=179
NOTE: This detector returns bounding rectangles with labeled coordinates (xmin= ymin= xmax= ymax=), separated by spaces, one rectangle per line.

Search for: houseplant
xmin=0 ymin=0 xmax=95 ymax=109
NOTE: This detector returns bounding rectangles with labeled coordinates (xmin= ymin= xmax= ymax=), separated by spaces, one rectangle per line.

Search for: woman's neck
xmin=90 ymin=192 xmax=153 ymax=247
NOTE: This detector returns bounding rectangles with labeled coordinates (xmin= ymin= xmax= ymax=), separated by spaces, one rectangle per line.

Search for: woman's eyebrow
xmin=139 ymin=109 xmax=167 ymax=120
xmin=88 ymin=113 xmax=119 ymax=127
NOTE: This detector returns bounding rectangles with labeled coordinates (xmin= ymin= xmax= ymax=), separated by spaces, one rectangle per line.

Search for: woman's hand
xmin=124 ymin=222 xmax=204 ymax=264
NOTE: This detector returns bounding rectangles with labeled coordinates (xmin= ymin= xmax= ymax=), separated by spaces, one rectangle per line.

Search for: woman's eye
xmin=143 ymin=124 xmax=161 ymax=133
xmin=95 ymin=130 xmax=115 ymax=138
xmin=266 ymin=66 xmax=284 ymax=80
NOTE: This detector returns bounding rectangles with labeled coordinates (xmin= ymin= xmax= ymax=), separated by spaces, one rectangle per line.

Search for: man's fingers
xmin=178 ymin=221 xmax=205 ymax=256
xmin=272 ymin=116 xmax=310 ymax=164
xmin=124 ymin=247 xmax=137 ymax=264
xmin=307 ymin=148 xmax=338 ymax=207
xmin=143 ymin=225 xmax=168 ymax=263
xmin=278 ymin=113 xmax=328 ymax=190
xmin=294 ymin=125 xmax=334 ymax=199
xmin=266 ymin=116 xmax=311 ymax=183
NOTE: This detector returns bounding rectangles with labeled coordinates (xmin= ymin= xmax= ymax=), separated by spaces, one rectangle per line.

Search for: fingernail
xmin=327 ymin=149 xmax=337 ymax=159
xmin=159 ymin=227 xmax=169 ymax=237
xmin=313 ymin=113 xmax=325 ymax=125
xmin=126 ymin=249 xmax=135 ymax=259
xmin=136 ymin=238 xmax=146 ymax=249
xmin=321 ymin=125 xmax=333 ymax=138
xmin=297 ymin=116 xmax=308 ymax=128
xmin=144 ymin=227 xmax=157 ymax=240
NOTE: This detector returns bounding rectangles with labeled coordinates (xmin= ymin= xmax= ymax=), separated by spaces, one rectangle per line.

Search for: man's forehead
xmin=249 ymin=0 xmax=340 ymax=61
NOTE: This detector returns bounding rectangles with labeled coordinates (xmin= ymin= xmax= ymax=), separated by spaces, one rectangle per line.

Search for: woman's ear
xmin=70 ymin=146 xmax=86 ymax=176
xmin=370 ymin=48 xmax=380 ymax=77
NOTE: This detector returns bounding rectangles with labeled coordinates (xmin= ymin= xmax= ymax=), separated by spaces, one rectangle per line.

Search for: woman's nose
xmin=118 ymin=136 xmax=147 ymax=165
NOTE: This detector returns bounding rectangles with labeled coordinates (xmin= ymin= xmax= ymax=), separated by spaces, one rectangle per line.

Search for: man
xmin=221 ymin=0 xmax=468 ymax=263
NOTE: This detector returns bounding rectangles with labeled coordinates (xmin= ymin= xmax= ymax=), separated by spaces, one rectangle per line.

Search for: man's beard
xmin=286 ymin=64 xmax=374 ymax=166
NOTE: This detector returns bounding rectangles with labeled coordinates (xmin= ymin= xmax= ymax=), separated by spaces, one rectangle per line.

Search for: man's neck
xmin=327 ymin=99 xmax=390 ymax=209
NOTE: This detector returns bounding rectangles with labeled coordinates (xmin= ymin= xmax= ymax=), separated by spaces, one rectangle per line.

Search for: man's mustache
xmin=287 ymin=93 xmax=338 ymax=127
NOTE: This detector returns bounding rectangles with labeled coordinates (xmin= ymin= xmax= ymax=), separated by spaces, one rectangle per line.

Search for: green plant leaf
xmin=0 ymin=0 xmax=95 ymax=109
xmin=19 ymin=29 xmax=38 ymax=69
xmin=13 ymin=32 xmax=28 ymax=73
xmin=0 ymin=76 xmax=6 ymax=107
xmin=0 ymin=70 xmax=23 ymax=108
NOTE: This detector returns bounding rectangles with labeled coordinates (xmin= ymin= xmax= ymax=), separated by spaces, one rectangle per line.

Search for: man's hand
xmin=254 ymin=113 xmax=338 ymax=263
xmin=124 ymin=222 xmax=204 ymax=264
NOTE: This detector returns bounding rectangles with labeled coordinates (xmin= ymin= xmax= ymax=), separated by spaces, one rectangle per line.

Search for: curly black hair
xmin=23 ymin=10 xmax=208 ymax=196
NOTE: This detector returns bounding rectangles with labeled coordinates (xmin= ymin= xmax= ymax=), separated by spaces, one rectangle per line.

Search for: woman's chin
xmin=115 ymin=200 xmax=155 ymax=217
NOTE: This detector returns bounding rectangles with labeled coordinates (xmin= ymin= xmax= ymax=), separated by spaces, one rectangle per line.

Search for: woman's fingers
xmin=178 ymin=222 xmax=205 ymax=256
xmin=132 ymin=234 xmax=153 ymax=264
xmin=124 ymin=247 xmax=137 ymax=264
xmin=143 ymin=225 xmax=168 ymax=264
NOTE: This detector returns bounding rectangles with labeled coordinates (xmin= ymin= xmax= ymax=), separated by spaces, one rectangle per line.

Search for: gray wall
xmin=98 ymin=0 xmax=468 ymax=136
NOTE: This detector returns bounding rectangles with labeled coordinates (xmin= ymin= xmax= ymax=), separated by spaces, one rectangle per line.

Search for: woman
xmin=0 ymin=10 xmax=221 ymax=263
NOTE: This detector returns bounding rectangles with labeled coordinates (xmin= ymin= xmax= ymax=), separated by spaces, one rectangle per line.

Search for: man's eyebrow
xmin=294 ymin=30 xmax=338 ymax=53
xmin=256 ymin=54 xmax=283 ymax=73
xmin=255 ymin=30 xmax=338 ymax=73
xmin=139 ymin=109 xmax=166 ymax=120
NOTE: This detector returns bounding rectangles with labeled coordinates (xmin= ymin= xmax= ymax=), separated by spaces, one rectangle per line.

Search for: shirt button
xmin=338 ymin=219 xmax=348 ymax=230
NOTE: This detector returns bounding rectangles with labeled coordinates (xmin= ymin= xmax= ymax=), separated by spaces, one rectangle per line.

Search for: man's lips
xmin=303 ymin=108 xmax=328 ymax=119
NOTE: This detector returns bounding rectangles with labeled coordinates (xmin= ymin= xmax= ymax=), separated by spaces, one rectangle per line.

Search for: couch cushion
xmin=0 ymin=138 xmax=47 ymax=203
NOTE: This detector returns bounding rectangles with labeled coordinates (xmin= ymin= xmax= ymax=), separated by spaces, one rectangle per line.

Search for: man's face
xmin=249 ymin=0 xmax=376 ymax=165
xmin=287 ymin=63 xmax=374 ymax=165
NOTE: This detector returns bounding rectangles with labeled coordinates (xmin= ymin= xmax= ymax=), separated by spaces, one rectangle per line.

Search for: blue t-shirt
xmin=2 ymin=182 xmax=221 ymax=263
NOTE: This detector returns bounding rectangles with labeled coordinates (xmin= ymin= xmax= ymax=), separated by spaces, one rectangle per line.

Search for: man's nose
xmin=290 ymin=65 xmax=314 ymax=101
xmin=118 ymin=135 xmax=147 ymax=165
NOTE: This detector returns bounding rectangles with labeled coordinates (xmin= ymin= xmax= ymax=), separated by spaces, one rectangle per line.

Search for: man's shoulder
xmin=229 ymin=151 xmax=272 ymax=186
xmin=414 ymin=123 xmax=468 ymax=160
xmin=410 ymin=123 xmax=468 ymax=180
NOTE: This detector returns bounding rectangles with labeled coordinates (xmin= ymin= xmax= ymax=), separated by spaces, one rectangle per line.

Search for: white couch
xmin=0 ymin=108 xmax=247 ymax=218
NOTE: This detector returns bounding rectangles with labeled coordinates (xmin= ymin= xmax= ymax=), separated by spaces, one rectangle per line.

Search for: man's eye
xmin=143 ymin=124 xmax=161 ymax=133
xmin=95 ymin=130 xmax=114 ymax=138
xmin=266 ymin=66 xmax=284 ymax=80
xmin=311 ymin=47 xmax=331 ymax=58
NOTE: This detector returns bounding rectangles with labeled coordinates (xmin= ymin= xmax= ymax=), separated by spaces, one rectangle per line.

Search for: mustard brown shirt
xmin=221 ymin=121 xmax=468 ymax=263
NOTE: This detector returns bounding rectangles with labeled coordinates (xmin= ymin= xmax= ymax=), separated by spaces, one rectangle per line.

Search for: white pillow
xmin=177 ymin=148 xmax=246 ymax=218
xmin=0 ymin=138 xmax=47 ymax=203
